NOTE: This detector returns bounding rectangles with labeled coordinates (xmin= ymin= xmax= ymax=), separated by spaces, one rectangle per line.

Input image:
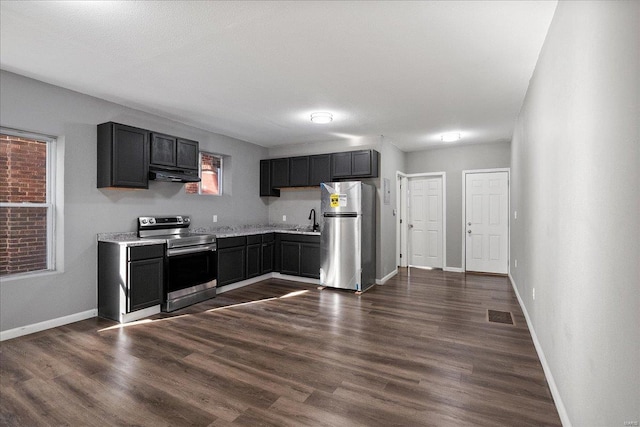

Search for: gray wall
xmin=0 ymin=71 xmax=269 ymax=332
xmin=405 ymin=141 xmax=511 ymax=268
xmin=268 ymin=136 xmax=406 ymax=280
xmin=510 ymin=1 xmax=639 ymax=425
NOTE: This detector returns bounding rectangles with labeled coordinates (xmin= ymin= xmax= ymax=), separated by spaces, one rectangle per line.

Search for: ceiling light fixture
xmin=440 ymin=132 xmax=461 ymax=142
xmin=310 ymin=112 xmax=333 ymax=124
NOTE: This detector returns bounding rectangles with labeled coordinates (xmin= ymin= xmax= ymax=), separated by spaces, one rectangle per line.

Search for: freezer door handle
xmin=323 ymin=212 xmax=358 ymax=218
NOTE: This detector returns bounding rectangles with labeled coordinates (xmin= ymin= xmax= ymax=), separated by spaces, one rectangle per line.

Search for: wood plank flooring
xmin=0 ymin=268 xmax=561 ymax=426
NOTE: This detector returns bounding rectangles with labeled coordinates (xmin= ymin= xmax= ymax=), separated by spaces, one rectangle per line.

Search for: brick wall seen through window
xmin=0 ymin=133 xmax=52 ymax=276
xmin=185 ymin=152 xmax=222 ymax=196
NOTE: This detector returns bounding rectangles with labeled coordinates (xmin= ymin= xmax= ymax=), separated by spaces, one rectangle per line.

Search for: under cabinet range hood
xmin=148 ymin=166 xmax=200 ymax=183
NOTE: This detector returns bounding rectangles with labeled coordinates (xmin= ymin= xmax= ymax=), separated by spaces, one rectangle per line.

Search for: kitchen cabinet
xmin=331 ymin=149 xmax=379 ymax=179
xmin=277 ymin=234 xmax=320 ymax=279
xmin=271 ymin=158 xmax=290 ymax=188
xmin=98 ymin=242 xmax=164 ymax=322
xmin=150 ymin=133 xmax=199 ymax=171
xmin=289 ymin=156 xmax=309 ymax=187
xmin=260 ymin=160 xmax=280 ymax=196
xmin=97 ymin=122 xmax=149 ymax=189
xmin=261 ymin=233 xmax=275 ymax=274
xmin=246 ymin=235 xmax=262 ymax=279
xmin=309 ymin=154 xmax=331 ymax=186
xmin=217 ymin=236 xmax=247 ymax=287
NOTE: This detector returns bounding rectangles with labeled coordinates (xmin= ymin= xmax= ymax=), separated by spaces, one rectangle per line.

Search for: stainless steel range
xmin=138 ymin=215 xmax=217 ymax=312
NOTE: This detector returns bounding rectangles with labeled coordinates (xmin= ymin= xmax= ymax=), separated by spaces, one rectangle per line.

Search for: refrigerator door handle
xmin=323 ymin=212 xmax=358 ymax=218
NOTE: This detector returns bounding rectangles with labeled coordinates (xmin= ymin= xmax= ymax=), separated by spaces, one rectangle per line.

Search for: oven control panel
xmin=138 ymin=216 xmax=191 ymax=228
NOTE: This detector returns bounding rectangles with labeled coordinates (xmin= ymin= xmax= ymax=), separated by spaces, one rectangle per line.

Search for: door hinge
xmin=400 ymin=253 xmax=402 ymax=258
xmin=400 ymin=219 xmax=403 ymax=224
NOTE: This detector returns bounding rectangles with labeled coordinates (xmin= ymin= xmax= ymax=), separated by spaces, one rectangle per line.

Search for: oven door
xmin=164 ymin=245 xmax=217 ymax=311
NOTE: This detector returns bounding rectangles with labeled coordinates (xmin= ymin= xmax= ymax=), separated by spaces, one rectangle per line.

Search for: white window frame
xmin=0 ymin=127 xmax=56 ymax=277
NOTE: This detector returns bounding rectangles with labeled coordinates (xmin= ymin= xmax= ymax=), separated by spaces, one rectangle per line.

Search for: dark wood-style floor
xmin=0 ymin=268 xmax=561 ymax=426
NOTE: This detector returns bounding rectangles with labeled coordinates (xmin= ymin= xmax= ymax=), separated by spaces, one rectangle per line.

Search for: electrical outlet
xmin=533 ymin=288 xmax=536 ymax=300
xmin=282 ymin=215 xmax=287 ymax=222
xmin=213 ymin=215 xmax=217 ymax=223
xmin=515 ymin=259 xmax=518 ymax=268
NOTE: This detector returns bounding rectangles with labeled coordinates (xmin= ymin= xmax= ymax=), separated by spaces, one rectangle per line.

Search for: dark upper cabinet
xmin=289 ymin=156 xmax=309 ymax=187
xmin=271 ymin=158 xmax=290 ymax=188
xmin=150 ymin=133 xmax=199 ymax=171
xmin=331 ymin=152 xmax=352 ymax=178
xmin=309 ymin=154 xmax=331 ymax=186
xmin=149 ymin=133 xmax=176 ymax=167
xmin=177 ymin=138 xmax=199 ymax=170
xmin=331 ymin=149 xmax=379 ymax=179
xmin=97 ymin=122 xmax=149 ymax=189
xmin=260 ymin=160 xmax=280 ymax=197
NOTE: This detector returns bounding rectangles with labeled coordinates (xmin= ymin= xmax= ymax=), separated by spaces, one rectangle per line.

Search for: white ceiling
xmin=0 ymin=1 xmax=557 ymax=152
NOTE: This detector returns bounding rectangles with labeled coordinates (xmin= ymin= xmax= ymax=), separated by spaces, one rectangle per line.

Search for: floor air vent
xmin=487 ymin=309 xmax=514 ymax=325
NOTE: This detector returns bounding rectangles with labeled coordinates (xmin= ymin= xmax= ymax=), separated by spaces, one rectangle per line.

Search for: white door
xmin=409 ymin=177 xmax=443 ymax=268
xmin=465 ymin=171 xmax=508 ymax=274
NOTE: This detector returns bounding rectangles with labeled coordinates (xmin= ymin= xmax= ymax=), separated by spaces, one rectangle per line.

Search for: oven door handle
xmin=167 ymin=244 xmax=217 ymax=257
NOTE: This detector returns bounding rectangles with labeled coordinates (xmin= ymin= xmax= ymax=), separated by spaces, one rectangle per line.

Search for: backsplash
xmin=266 ymin=187 xmax=321 ymax=228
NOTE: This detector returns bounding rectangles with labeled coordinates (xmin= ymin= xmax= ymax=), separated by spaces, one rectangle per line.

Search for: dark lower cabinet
xmin=217 ymin=236 xmax=247 ymax=287
xmin=129 ymin=257 xmax=164 ymax=312
xmin=246 ymin=235 xmax=262 ymax=279
xmin=261 ymin=233 xmax=275 ymax=274
xmin=98 ymin=242 xmax=163 ymax=322
xmin=278 ymin=234 xmax=320 ymax=279
xmin=300 ymin=243 xmax=321 ymax=278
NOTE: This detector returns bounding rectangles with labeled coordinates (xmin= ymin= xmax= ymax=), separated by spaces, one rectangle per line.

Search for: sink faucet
xmin=308 ymin=208 xmax=319 ymax=232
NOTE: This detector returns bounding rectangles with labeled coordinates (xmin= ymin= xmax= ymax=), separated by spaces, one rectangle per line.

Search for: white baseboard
xmin=376 ymin=268 xmax=398 ymax=285
xmin=0 ymin=309 xmax=97 ymax=342
xmin=443 ymin=266 xmax=463 ymax=273
xmin=508 ymin=273 xmax=571 ymax=427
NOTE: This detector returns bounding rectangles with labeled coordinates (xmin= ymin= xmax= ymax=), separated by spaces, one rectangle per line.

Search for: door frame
xmin=461 ymin=168 xmax=510 ymax=273
xmin=396 ymin=171 xmax=447 ymax=269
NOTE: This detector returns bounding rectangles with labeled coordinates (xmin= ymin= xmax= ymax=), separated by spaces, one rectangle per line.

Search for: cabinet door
xmin=271 ymin=158 xmax=290 ymax=188
xmin=331 ymin=152 xmax=352 ymax=178
xmin=150 ymin=133 xmax=177 ymax=167
xmin=128 ymin=257 xmax=163 ymax=312
xmin=260 ymin=160 xmax=279 ymax=196
xmin=351 ymin=149 xmax=379 ymax=177
xmin=300 ymin=243 xmax=320 ymax=279
xmin=309 ymin=154 xmax=331 ymax=186
xmin=246 ymin=243 xmax=261 ymax=279
xmin=176 ymin=138 xmax=199 ymax=170
xmin=217 ymin=246 xmax=246 ymax=286
xmin=280 ymin=242 xmax=301 ymax=276
xmin=261 ymin=242 xmax=274 ymax=273
xmin=98 ymin=122 xmax=149 ymax=188
xmin=289 ymin=156 xmax=309 ymax=187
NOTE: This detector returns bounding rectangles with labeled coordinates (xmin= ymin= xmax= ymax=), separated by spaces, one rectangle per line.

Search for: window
xmin=185 ymin=152 xmax=223 ymax=196
xmin=0 ymin=130 xmax=56 ymax=277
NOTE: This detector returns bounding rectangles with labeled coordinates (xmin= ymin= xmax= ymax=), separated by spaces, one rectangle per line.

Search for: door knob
xmin=408 ymin=224 xmax=414 ymax=229
xmin=468 ymin=222 xmax=471 ymax=226
xmin=467 ymin=229 xmax=472 ymax=234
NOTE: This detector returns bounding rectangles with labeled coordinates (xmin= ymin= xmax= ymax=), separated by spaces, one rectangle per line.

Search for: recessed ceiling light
xmin=440 ymin=132 xmax=461 ymax=142
xmin=310 ymin=112 xmax=333 ymax=124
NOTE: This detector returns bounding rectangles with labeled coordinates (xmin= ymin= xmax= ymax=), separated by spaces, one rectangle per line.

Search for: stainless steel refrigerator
xmin=320 ymin=181 xmax=376 ymax=292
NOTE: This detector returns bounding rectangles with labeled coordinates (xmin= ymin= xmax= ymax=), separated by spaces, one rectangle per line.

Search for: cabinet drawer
xmin=217 ymin=236 xmax=246 ymax=249
xmin=129 ymin=244 xmax=165 ymax=261
xmin=246 ymin=234 xmax=262 ymax=245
